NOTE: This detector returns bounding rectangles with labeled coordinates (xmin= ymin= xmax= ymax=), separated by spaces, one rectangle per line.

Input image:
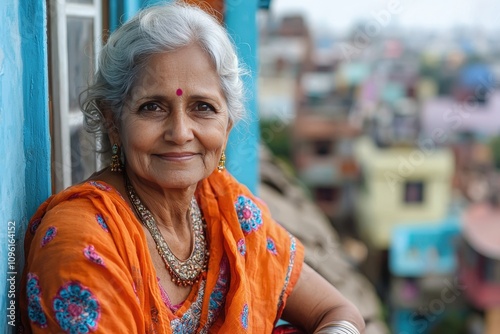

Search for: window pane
xmin=67 ymin=0 xmax=93 ymax=4
xmin=67 ymin=16 xmax=94 ymax=111
xmin=71 ymin=124 xmax=97 ymax=184
xmin=67 ymin=17 xmax=96 ymax=183
xmin=404 ymin=181 xmax=425 ymax=204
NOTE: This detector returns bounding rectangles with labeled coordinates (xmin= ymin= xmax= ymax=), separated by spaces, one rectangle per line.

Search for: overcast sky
xmin=270 ymin=0 xmax=500 ymax=33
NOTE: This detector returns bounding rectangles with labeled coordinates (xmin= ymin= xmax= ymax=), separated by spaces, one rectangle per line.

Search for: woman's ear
xmin=225 ymin=120 xmax=233 ymax=141
xmin=102 ymin=108 xmax=120 ymax=145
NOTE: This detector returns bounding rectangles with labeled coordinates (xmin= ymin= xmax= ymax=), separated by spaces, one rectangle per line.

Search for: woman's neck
xmin=125 ymin=170 xmax=196 ymax=233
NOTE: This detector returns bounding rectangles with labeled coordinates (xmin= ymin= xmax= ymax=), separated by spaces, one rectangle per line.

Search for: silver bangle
xmin=314 ymin=320 xmax=361 ymax=334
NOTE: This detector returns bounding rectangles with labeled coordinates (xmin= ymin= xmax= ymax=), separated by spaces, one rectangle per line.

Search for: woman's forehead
xmin=130 ymin=47 xmax=223 ymax=98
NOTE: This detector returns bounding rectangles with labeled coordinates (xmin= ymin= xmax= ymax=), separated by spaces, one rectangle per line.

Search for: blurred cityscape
xmin=257 ymin=9 xmax=500 ymax=334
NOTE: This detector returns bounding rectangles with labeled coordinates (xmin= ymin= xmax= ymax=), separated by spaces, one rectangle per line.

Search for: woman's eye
xmin=139 ymin=103 xmax=162 ymax=112
xmin=194 ymin=102 xmax=215 ymax=112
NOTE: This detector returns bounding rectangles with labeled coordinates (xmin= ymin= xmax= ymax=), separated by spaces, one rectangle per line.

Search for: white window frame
xmin=49 ymin=0 xmax=103 ymax=192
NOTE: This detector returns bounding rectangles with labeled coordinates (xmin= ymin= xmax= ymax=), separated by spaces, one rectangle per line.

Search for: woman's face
xmin=118 ymin=43 xmax=231 ymax=190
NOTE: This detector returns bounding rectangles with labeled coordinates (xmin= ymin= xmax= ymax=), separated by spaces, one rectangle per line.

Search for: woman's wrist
xmin=313 ymin=320 xmax=361 ymax=334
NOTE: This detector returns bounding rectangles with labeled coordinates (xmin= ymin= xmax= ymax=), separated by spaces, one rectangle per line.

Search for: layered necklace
xmin=125 ymin=176 xmax=209 ymax=287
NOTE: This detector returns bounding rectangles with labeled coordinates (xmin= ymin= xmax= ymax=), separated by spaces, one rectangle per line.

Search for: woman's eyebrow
xmin=134 ymin=94 xmax=169 ymax=103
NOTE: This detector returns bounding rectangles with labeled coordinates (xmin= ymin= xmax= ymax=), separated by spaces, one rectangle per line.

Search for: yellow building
xmin=355 ymin=137 xmax=455 ymax=249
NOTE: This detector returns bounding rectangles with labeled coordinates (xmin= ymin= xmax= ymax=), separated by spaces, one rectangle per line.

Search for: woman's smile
xmin=154 ymin=152 xmax=198 ymax=162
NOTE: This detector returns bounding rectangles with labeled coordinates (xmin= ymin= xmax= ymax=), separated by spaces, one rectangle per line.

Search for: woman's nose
xmin=164 ymin=111 xmax=194 ymax=145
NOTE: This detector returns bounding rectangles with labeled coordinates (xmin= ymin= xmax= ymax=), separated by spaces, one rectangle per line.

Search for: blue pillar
xmin=109 ymin=0 xmax=173 ymax=31
xmin=0 ymin=0 xmax=50 ymax=332
xmin=225 ymin=0 xmax=260 ymax=194
xmin=109 ymin=0 xmax=143 ymax=31
xmin=21 ymin=0 xmax=51 ymax=227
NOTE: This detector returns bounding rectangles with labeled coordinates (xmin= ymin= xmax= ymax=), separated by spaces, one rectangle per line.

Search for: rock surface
xmin=259 ymin=145 xmax=389 ymax=334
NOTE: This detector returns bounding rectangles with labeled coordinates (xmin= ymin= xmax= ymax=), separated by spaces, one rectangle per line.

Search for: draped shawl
xmin=19 ymin=171 xmax=304 ymax=333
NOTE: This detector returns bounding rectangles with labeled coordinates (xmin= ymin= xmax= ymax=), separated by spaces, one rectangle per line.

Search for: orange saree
xmin=19 ymin=171 xmax=304 ymax=333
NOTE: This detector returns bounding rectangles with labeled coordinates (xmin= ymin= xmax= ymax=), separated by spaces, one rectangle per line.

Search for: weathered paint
xmin=0 ymin=1 xmax=50 ymax=332
xmin=20 ymin=0 xmax=51 ymax=227
xmin=225 ymin=0 xmax=260 ymax=193
xmin=0 ymin=2 xmax=25 ymax=331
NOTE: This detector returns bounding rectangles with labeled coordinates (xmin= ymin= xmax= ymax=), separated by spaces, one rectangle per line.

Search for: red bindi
xmin=176 ymin=88 xmax=183 ymax=96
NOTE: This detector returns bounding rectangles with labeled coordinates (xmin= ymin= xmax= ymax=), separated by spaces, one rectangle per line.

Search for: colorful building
xmin=354 ymin=137 xmax=455 ymax=249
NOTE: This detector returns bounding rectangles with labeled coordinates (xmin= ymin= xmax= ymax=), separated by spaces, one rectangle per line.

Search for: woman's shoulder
xmin=45 ymin=180 xmax=123 ymax=212
xmin=28 ymin=170 xmax=127 ymax=240
xmin=45 ymin=168 xmax=125 ymax=210
xmin=28 ymin=180 xmax=119 ymax=236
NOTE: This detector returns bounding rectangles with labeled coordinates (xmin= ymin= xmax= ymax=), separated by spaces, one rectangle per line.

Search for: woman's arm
xmin=281 ymin=263 xmax=365 ymax=333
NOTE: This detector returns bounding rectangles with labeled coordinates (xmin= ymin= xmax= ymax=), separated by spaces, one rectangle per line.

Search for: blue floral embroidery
xmin=95 ymin=214 xmax=109 ymax=233
xmin=237 ymin=239 xmax=246 ymax=256
xmin=207 ymin=256 xmax=229 ymax=318
xmin=41 ymin=226 xmax=57 ymax=247
xmin=30 ymin=218 xmax=42 ymax=235
xmin=171 ymin=281 xmax=205 ymax=333
xmin=83 ymin=245 xmax=105 ymax=267
xmin=53 ymin=282 xmax=100 ymax=334
xmin=170 ymin=257 xmax=230 ymax=334
xmin=26 ymin=273 xmax=48 ymax=328
xmin=88 ymin=181 xmax=111 ymax=191
xmin=240 ymin=304 xmax=249 ymax=330
xmin=266 ymin=237 xmax=278 ymax=255
xmin=235 ymin=196 xmax=262 ymax=234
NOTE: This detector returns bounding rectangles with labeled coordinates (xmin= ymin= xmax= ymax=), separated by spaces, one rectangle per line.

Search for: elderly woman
xmin=20 ymin=3 xmax=364 ymax=334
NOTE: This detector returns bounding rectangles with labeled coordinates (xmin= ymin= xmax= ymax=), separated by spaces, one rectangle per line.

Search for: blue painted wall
xmin=109 ymin=0 xmax=143 ymax=31
xmin=0 ymin=1 xmax=50 ymax=332
xmin=109 ymin=0 xmax=260 ymax=193
xmin=224 ymin=0 xmax=260 ymax=194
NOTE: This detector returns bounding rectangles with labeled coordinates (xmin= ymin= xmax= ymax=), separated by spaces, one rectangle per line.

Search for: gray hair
xmin=81 ymin=2 xmax=246 ymax=147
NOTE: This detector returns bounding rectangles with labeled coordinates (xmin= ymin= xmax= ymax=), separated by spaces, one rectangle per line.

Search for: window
xmin=485 ymin=259 xmax=500 ymax=283
xmin=313 ymin=139 xmax=332 ymax=156
xmin=314 ymin=186 xmax=340 ymax=202
xmin=49 ymin=0 xmax=103 ymax=192
xmin=404 ymin=181 xmax=424 ymax=204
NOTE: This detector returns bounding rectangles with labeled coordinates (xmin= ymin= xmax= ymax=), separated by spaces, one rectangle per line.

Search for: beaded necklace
xmin=125 ymin=176 xmax=209 ymax=287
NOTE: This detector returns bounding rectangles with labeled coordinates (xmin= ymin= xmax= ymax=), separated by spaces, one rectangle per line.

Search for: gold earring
xmin=110 ymin=144 xmax=123 ymax=172
xmin=217 ymin=151 xmax=226 ymax=172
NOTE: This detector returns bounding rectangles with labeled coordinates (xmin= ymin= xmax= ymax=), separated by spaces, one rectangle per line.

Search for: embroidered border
xmin=276 ymin=233 xmax=297 ymax=314
xmin=170 ymin=280 xmax=206 ymax=333
xmin=199 ymin=256 xmax=230 ymax=333
xmin=240 ymin=304 xmax=249 ymax=330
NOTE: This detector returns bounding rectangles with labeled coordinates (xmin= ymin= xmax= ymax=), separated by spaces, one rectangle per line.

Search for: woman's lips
xmin=155 ymin=152 xmax=197 ymax=161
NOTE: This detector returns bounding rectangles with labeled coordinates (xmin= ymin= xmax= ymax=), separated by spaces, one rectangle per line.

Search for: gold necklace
xmin=125 ymin=176 xmax=209 ymax=287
